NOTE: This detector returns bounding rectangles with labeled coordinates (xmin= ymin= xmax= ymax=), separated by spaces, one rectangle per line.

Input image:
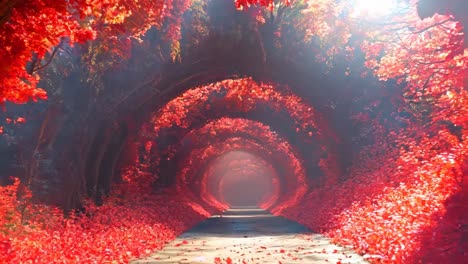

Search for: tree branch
xmin=411 ymin=18 xmax=453 ymax=34
xmin=32 ymin=39 xmax=64 ymax=73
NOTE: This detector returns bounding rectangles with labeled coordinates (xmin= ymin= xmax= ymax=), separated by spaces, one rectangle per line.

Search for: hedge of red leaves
xmin=132 ymin=78 xmax=337 ymax=213
xmin=149 ymin=78 xmax=336 ymax=160
xmin=177 ymin=136 xmax=305 ymax=211
xmin=0 ymin=167 xmax=216 ymax=263
xmin=177 ymin=118 xmax=306 ymax=203
xmin=151 ymin=78 xmax=334 ymax=139
xmin=278 ymin=120 xmax=468 ymax=263
xmin=136 ymin=78 xmax=338 ymax=211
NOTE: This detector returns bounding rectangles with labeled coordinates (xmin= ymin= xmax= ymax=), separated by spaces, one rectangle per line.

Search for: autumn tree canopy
xmin=0 ymin=0 xmax=467 ymax=263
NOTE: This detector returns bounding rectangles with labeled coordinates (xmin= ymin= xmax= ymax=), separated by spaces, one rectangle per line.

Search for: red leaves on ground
xmin=1 ymin=2 xmax=466 ymax=263
xmin=214 ymin=256 xmax=233 ymax=264
xmin=0 ymin=173 xmax=210 ymax=263
xmin=175 ymin=240 xmax=189 ymax=247
xmin=257 ymin=2 xmax=467 ymax=262
xmin=278 ymin=126 xmax=468 ymax=263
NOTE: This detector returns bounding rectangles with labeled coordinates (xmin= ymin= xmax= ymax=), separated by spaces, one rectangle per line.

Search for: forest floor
xmin=132 ymin=207 xmax=368 ymax=264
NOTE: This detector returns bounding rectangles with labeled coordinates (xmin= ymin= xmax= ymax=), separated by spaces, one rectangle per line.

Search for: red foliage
xmin=256 ymin=2 xmax=467 ymax=263
xmin=149 ymin=113 xmax=312 ymax=211
xmin=277 ymin=121 xmax=467 ymax=263
xmin=1 ymin=1 xmax=467 ymax=263
xmin=234 ymin=0 xmax=290 ymax=10
xmin=127 ymin=78 xmax=338 ymax=216
xmin=177 ymin=135 xmax=302 ymax=211
xmin=0 ymin=0 xmax=190 ymax=105
xmin=0 ymin=1 xmax=91 ymax=104
xmin=145 ymin=77 xmax=338 ymax=184
xmin=152 ymin=78 xmax=326 ymax=135
xmin=0 ymin=173 xmax=212 ymax=263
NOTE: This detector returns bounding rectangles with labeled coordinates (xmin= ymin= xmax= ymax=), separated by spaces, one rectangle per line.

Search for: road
xmin=132 ymin=207 xmax=368 ymax=264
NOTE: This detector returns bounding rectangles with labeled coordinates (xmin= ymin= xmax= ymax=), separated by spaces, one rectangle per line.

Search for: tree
xmin=0 ymin=0 xmax=189 ymax=105
xmin=417 ymin=0 xmax=468 ymax=46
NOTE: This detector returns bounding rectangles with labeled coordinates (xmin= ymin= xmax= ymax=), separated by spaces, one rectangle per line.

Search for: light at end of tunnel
xmin=205 ymin=151 xmax=280 ymax=208
xmin=350 ymin=0 xmax=407 ymax=18
xmin=221 ymin=176 xmax=276 ymax=207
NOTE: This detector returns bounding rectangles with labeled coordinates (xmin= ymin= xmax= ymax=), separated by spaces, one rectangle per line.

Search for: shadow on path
xmin=132 ymin=207 xmax=368 ymax=263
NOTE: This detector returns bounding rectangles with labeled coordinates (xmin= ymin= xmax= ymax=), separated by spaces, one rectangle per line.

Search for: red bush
xmin=0 ymin=170 xmax=214 ymax=263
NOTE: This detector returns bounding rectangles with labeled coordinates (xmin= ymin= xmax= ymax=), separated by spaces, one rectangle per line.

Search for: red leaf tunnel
xmin=121 ymin=77 xmax=339 ymax=213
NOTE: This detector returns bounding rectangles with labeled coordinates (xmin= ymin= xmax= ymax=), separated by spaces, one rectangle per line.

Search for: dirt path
xmin=132 ymin=207 xmax=368 ymax=264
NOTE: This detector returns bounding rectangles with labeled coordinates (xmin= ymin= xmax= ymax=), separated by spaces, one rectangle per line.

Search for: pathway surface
xmin=132 ymin=207 xmax=368 ymax=264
